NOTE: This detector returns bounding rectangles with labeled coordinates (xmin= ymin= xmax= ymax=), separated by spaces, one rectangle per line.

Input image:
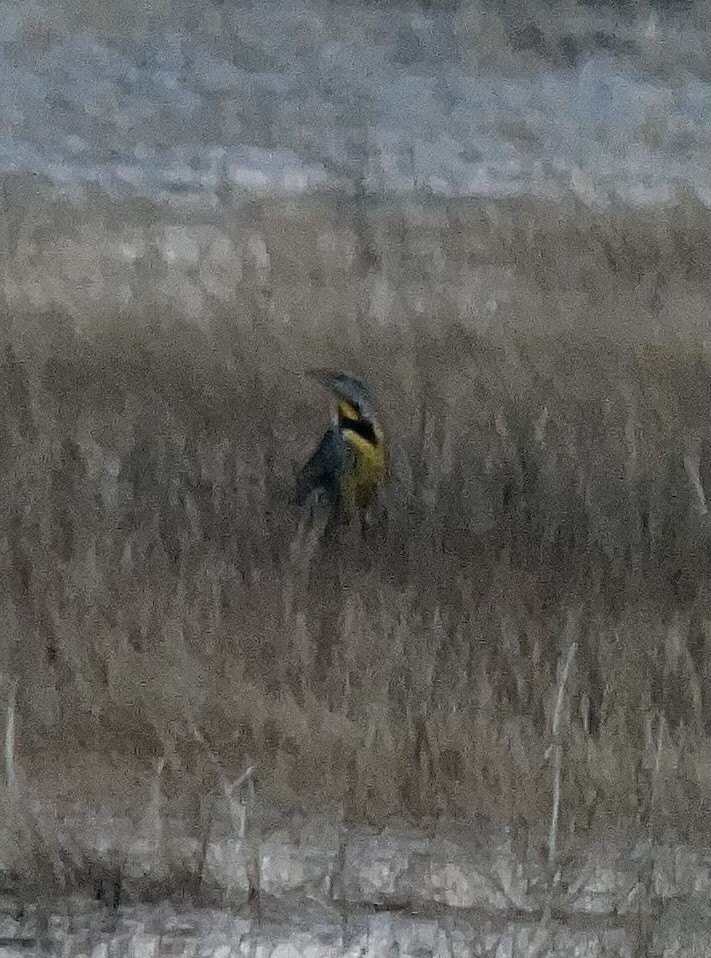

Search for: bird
xmin=292 ymin=370 xmax=389 ymax=527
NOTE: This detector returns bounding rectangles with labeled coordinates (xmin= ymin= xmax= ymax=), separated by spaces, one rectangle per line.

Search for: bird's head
xmin=307 ymin=369 xmax=377 ymax=427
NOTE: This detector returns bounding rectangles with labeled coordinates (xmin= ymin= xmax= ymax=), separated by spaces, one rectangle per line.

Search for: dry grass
xmin=0 ymin=189 xmax=709 ymax=887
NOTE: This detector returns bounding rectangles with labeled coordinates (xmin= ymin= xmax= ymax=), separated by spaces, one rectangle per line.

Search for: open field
xmin=0 ymin=188 xmax=709 ymax=893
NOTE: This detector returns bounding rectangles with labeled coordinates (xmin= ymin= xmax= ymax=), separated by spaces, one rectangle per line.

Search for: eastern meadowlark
xmin=292 ymin=370 xmax=389 ymax=524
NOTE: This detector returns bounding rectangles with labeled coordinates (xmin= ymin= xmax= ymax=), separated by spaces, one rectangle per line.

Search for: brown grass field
xmin=0 ymin=187 xmax=709 ymax=885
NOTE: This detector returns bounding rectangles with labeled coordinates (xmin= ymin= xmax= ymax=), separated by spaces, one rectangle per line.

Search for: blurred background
xmin=0 ymin=0 xmax=709 ymax=893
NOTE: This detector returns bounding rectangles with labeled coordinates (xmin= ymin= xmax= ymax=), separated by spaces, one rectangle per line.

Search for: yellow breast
xmin=341 ymin=425 xmax=388 ymax=510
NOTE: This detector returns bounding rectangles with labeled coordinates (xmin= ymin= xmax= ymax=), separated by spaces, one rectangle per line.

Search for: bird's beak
xmin=307 ymin=370 xmax=364 ymax=422
xmin=307 ymin=369 xmax=352 ymax=409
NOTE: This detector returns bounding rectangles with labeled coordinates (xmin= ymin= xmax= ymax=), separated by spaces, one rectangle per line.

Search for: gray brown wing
xmin=291 ymin=427 xmax=344 ymax=507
